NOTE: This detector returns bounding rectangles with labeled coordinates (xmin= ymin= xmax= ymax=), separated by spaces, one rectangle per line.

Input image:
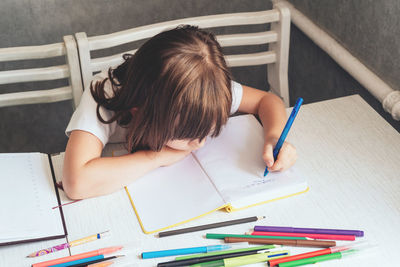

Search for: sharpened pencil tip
xmin=257 ymin=216 xmax=266 ymax=220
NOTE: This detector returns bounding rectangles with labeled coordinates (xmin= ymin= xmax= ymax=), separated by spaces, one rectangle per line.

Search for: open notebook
xmin=0 ymin=153 xmax=67 ymax=246
xmin=118 ymin=114 xmax=308 ymax=234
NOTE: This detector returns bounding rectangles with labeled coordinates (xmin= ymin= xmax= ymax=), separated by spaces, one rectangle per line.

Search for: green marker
xmin=206 ymin=233 xmax=308 ymax=240
xmin=278 ymin=249 xmax=357 ymax=267
xmin=190 ymin=250 xmax=290 ymax=266
xmin=175 ymin=245 xmax=276 ymax=260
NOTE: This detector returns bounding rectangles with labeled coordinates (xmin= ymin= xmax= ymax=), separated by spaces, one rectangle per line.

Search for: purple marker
xmin=254 ymin=226 xmax=364 ymax=237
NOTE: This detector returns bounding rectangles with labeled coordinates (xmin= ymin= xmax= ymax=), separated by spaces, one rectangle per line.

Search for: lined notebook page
xmin=194 ymin=115 xmax=308 ymax=209
xmin=0 ymin=153 xmax=65 ymax=243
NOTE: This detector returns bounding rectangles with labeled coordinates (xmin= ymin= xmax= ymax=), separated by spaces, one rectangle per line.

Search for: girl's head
xmin=91 ymin=25 xmax=232 ymax=152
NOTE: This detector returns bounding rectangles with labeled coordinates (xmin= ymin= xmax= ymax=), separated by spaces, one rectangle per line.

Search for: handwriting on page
xmin=243 ymin=176 xmax=279 ymax=189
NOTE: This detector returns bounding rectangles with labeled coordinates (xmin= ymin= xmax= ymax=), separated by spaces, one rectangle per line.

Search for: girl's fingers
xmin=269 ymin=142 xmax=297 ymax=172
xmin=263 ymin=142 xmax=275 ymax=168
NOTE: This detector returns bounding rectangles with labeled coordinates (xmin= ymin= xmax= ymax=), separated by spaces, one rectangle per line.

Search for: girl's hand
xmin=263 ymin=137 xmax=297 ymax=172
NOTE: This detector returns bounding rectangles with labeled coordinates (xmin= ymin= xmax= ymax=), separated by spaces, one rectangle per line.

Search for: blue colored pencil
xmin=264 ymin=97 xmax=304 ymax=176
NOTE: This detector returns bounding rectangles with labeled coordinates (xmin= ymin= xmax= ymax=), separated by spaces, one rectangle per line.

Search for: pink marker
xmin=250 ymin=231 xmax=356 ymax=241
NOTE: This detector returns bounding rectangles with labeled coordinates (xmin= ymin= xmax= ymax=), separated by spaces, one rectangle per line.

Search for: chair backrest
xmin=0 ymin=35 xmax=83 ymax=109
xmin=75 ymin=3 xmax=290 ymax=105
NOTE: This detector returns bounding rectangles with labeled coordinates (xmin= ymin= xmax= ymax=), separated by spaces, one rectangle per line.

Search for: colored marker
xmin=254 ymin=226 xmax=364 ymax=237
xmin=50 ymin=255 xmax=105 ymax=267
xmin=142 ymin=244 xmax=233 ymax=259
xmin=224 ymin=237 xmax=336 ymax=248
xmin=277 ymin=249 xmax=357 ymax=267
xmin=206 ymin=233 xmax=308 ymax=240
xmin=175 ymin=245 xmax=276 ymax=260
xmin=264 ymin=97 xmax=303 ymax=176
xmin=268 ymin=241 xmax=369 ymax=267
xmin=249 ymin=231 xmax=356 ymax=241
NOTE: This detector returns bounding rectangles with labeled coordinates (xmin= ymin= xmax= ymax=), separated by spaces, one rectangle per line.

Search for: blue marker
xmin=264 ymin=97 xmax=304 ymax=176
xmin=50 ymin=255 xmax=104 ymax=267
xmin=141 ymin=244 xmax=233 ymax=259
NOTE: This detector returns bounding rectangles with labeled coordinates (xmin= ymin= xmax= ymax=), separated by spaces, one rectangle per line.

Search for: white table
xmin=2 ymin=95 xmax=400 ymax=267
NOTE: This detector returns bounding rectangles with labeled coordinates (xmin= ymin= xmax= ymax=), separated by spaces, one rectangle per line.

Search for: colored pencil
xmin=158 ymin=216 xmax=265 ymax=237
xmin=27 ymin=231 xmax=110 ymax=257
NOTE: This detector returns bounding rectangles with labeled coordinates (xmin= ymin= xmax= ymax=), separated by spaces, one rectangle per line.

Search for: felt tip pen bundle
xmin=190 ymin=250 xmax=290 ymax=267
xmin=264 ymin=97 xmax=303 ymax=177
xmin=254 ymin=226 xmax=364 ymax=237
xmin=157 ymin=249 xmax=288 ymax=267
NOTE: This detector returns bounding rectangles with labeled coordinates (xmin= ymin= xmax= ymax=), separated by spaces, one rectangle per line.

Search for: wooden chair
xmin=0 ymin=36 xmax=83 ymax=109
xmin=75 ymin=2 xmax=291 ymax=106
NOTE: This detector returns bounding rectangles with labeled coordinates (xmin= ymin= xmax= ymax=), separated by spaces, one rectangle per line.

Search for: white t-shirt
xmin=66 ymin=71 xmax=243 ymax=146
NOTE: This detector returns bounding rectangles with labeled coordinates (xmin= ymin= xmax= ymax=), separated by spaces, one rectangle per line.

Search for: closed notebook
xmin=0 ymin=153 xmax=67 ymax=245
xmin=118 ymin=114 xmax=308 ymax=234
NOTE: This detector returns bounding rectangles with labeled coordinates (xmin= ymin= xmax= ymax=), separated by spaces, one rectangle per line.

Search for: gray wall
xmin=1 ymin=0 xmax=399 ymax=153
xmin=288 ymin=0 xmax=400 ymax=131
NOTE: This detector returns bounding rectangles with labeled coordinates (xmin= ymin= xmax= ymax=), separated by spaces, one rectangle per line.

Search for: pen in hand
xmin=263 ymin=97 xmax=303 ymax=177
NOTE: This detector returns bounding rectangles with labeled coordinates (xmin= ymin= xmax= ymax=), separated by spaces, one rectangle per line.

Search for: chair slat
xmin=89 ymin=31 xmax=277 ymax=73
xmin=217 ymin=31 xmax=278 ymax=47
xmin=90 ymin=49 xmax=138 ymax=73
xmin=226 ymin=51 xmax=276 ymax=67
xmin=0 ymin=43 xmax=66 ymax=62
xmin=0 ymin=86 xmax=73 ymax=107
xmin=0 ymin=65 xmax=70 ymax=85
xmin=87 ymin=10 xmax=279 ymax=51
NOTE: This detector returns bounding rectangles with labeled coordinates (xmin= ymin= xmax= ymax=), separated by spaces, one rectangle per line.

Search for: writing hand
xmin=263 ymin=138 xmax=297 ymax=172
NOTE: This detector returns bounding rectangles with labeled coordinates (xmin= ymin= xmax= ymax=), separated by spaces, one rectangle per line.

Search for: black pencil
xmin=157 ymin=216 xmax=265 ymax=238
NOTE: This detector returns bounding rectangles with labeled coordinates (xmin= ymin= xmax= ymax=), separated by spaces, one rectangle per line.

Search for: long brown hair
xmin=91 ymin=25 xmax=232 ymax=152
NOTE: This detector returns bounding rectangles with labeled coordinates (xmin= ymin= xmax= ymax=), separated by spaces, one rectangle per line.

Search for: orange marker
xmin=32 ymin=246 xmax=122 ymax=267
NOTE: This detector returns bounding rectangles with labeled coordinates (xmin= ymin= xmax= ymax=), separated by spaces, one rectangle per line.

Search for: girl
xmin=63 ymin=25 xmax=297 ymax=200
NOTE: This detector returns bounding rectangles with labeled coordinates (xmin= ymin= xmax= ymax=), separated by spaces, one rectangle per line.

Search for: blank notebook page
xmin=125 ymin=155 xmax=225 ymax=233
xmin=0 ymin=153 xmax=64 ymax=243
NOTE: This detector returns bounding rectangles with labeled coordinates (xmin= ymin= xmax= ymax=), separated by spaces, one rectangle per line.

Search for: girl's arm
xmin=63 ymin=130 xmax=192 ymax=199
xmin=238 ymin=85 xmax=297 ymax=172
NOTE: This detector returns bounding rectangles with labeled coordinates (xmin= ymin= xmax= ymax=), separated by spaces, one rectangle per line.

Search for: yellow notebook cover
xmin=119 ymin=115 xmax=308 ymax=234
